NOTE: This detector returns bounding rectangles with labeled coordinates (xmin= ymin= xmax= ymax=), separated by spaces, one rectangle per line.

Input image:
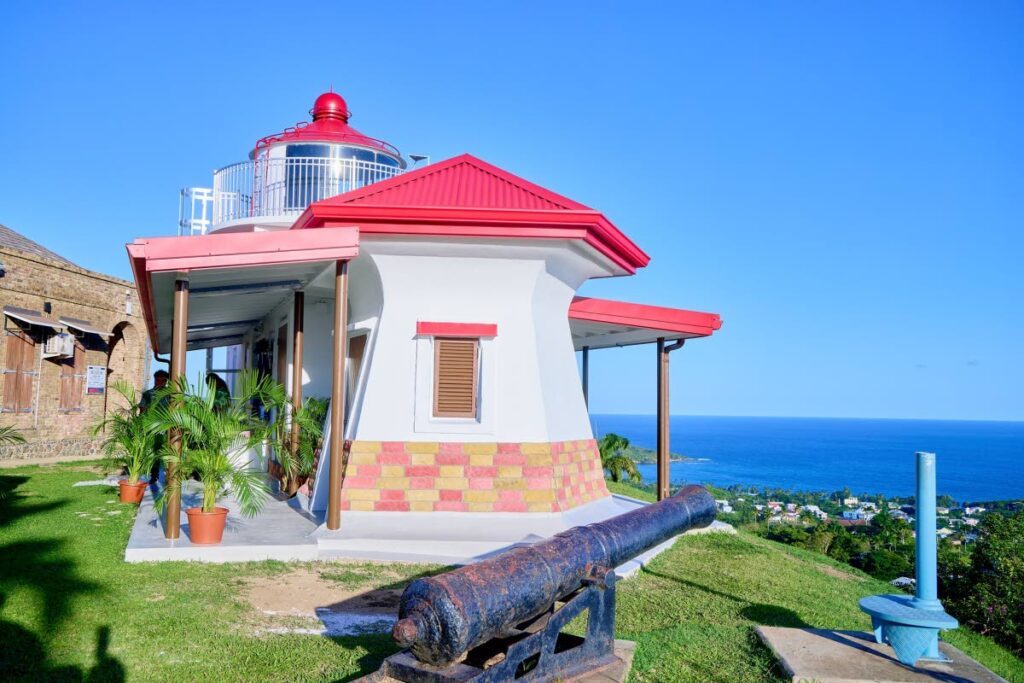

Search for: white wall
xmin=347 ymin=238 xmax=605 ymax=443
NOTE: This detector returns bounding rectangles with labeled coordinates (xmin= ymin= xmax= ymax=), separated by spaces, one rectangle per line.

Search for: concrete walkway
xmin=126 ymin=483 xmax=733 ymax=570
xmin=125 ymin=481 xmax=319 ymax=562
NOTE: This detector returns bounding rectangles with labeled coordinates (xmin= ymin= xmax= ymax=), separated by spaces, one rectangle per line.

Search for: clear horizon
xmin=2 ymin=2 xmax=1021 ymax=421
xmin=589 ymin=413 xmax=1024 ymax=424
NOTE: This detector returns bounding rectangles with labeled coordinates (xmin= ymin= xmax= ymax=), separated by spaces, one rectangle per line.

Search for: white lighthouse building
xmin=127 ymin=91 xmax=722 ymax=561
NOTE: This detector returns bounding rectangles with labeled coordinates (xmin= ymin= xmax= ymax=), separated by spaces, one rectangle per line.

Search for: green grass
xmin=1 ymin=465 xmax=1021 ymax=682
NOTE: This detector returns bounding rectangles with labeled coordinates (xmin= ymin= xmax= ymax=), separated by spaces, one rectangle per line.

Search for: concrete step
xmin=316 ymin=537 xmax=528 ymax=564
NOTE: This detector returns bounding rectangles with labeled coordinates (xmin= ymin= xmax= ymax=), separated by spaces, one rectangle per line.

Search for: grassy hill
xmin=607 ymin=480 xmax=1024 ymax=682
xmin=0 ymin=464 xmax=1020 ymax=682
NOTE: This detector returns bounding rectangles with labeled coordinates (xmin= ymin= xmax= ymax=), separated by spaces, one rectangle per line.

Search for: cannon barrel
xmin=393 ymin=484 xmax=716 ymax=666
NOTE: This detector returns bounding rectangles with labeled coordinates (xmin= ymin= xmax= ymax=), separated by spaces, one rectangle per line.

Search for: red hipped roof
xmin=293 ymin=154 xmax=651 ymax=274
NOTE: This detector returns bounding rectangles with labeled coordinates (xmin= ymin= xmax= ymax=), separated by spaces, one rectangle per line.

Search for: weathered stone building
xmin=0 ymin=224 xmax=147 ymax=462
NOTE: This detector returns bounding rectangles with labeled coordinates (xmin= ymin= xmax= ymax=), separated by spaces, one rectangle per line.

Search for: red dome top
xmin=251 ymin=91 xmax=402 ymax=162
xmin=311 ymin=91 xmax=350 ymax=122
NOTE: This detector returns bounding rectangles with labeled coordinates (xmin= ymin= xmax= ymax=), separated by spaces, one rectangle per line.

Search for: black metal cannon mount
xmin=367 ymin=485 xmax=717 ymax=682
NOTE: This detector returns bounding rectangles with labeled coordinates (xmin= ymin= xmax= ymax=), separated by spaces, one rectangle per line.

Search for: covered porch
xmin=127 ymin=227 xmax=360 ymax=540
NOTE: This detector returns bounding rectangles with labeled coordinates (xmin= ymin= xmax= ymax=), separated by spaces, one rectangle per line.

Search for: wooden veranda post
xmin=165 ymin=277 xmax=189 ymax=539
xmin=289 ymin=291 xmax=305 ymax=462
xmin=581 ymin=346 xmax=590 ymax=408
xmin=656 ymin=338 xmax=685 ymax=501
xmin=327 ymin=261 xmax=349 ymax=530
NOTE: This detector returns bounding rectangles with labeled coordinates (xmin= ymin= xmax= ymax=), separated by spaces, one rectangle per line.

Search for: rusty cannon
xmin=374 ymin=484 xmax=716 ymax=682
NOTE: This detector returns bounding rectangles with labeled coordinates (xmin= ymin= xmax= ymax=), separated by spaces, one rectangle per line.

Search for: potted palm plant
xmin=92 ymin=381 xmax=160 ymax=504
xmin=147 ymin=370 xmax=277 ymax=544
xmin=264 ymin=390 xmax=327 ymax=497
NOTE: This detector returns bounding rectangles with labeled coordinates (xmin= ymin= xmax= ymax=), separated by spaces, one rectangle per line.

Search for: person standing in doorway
xmin=140 ymin=369 xmax=169 ymax=484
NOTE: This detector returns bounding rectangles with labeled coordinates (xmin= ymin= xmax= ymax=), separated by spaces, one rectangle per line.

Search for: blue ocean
xmin=589 ymin=415 xmax=1024 ymax=503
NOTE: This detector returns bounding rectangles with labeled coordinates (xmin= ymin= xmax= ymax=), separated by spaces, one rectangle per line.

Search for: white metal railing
xmin=179 ymin=187 xmax=214 ymax=236
xmin=207 ymin=156 xmax=403 ymax=229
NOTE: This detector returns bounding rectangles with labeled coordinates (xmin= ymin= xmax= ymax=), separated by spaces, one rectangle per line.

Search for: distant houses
xmin=710 ymin=490 xmax=992 ymax=548
xmin=801 ymin=504 xmax=828 ymax=520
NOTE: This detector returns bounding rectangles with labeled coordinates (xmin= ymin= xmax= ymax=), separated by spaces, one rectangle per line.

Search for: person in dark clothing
xmin=205 ymin=372 xmax=231 ymax=413
xmin=140 ymin=369 xmax=169 ymax=484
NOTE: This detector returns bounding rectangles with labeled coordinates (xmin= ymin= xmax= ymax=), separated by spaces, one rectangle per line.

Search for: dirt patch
xmin=813 ymin=563 xmax=859 ymax=581
xmin=244 ymin=568 xmax=403 ymax=617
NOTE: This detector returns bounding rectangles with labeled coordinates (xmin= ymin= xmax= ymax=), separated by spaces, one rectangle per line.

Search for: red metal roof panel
xmin=313 ymin=154 xmax=591 ymax=211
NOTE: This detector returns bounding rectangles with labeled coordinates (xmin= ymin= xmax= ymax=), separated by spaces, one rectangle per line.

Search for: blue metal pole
xmin=913 ymin=451 xmax=942 ymax=611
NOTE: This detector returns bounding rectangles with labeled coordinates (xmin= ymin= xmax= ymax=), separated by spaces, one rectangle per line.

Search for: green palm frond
xmin=0 ymin=426 xmax=26 ymax=446
xmin=91 ymin=380 xmax=160 ymax=484
xmin=146 ymin=370 xmax=273 ymax=516
xmin=260 ymin=381 xmax=326 ymax=487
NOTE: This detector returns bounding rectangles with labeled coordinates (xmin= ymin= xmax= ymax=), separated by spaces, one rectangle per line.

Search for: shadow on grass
xmin=642 ymin=566 xmax=810 ymax=628
xmin=642 ymin=565 xmax=811 ymax=681
xmin=318 ymin=567 xmax=450 ymax=680
xmin=0 ymin=473 xmax=124 ymax=681
xmin=329 ymin=633 xmax=401 ymax=683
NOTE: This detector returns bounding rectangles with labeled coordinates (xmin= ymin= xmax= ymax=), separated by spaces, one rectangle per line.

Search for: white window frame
xmin=413 ymin=334 xmax=497 ymax=436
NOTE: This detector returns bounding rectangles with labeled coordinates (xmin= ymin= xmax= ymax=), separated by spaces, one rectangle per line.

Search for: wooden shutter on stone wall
xmin=59 ymin=342 xmax=85 ymax=411
xmin=3 ymin=331 xmax=36 ymax=413
xmin=433 ymin=337 xmax=479 ymax=418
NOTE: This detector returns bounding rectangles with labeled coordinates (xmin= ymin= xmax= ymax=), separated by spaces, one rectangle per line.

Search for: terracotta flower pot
xmin=186 ymin=507 xmax=229 ymax=545
xmin=118 ymin=480 xmax=148 ymax=504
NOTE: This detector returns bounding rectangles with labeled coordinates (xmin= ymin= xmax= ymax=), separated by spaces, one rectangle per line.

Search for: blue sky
xmin=1 ymin=2 xmax=1021 ymax=420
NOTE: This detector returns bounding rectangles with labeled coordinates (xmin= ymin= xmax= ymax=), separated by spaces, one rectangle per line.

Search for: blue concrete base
xmin=860 ymin=594 xmax=959 ymax=666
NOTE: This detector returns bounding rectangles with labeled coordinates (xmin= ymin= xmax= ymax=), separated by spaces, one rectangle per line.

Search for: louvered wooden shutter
xmin=433 ymin=338 xmax=479 ymax=418
xmin=3 ymin=332 xmax=35 ymax=413
xmin=2 ymin=333 xmax=21 ymax=412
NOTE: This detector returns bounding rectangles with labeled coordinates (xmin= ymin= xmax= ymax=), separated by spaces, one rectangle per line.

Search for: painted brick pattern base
xmin=341 ymin=440 xmax=609 ymax=513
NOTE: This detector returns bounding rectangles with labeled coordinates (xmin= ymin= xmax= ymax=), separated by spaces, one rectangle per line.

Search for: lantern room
xmin=179 ymin=91 xmax=406 ymax=236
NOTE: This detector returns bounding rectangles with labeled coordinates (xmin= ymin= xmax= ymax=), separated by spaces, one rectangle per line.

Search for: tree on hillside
xmin=854 ymin=549 xmax=913 ymax=582
xmin=945 ymin=510 xmax=1024 ymax=655
xmin=870 ymin=508 xmax=914 ymax=552
xmin=597 ymin=433 xmax=642 ymax=484
xmin=765 ymin=523 xmax=810 ymax=548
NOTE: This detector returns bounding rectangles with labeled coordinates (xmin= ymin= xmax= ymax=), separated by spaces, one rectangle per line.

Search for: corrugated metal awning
xmin=2 ymin=305 xmax=63 ymax=331
xmin=60 ymin=317 xmax=112 ymax=338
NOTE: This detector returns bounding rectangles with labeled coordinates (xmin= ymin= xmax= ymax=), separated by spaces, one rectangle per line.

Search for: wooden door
xmin=2 ymin=331 xmax=35 ymax=413
xmin=276 ymin=324 xmax=288 ymax=386
xmin=346 ymin=334 xmax=366 ymax=419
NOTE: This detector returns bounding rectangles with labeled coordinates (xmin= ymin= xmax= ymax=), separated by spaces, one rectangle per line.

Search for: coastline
xmin=592 ymin=413 xmax=1024 ymax=501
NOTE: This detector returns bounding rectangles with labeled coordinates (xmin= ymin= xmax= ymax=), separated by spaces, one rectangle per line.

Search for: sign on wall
xmin=86 ymin=365 xmax=106 ymax=395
